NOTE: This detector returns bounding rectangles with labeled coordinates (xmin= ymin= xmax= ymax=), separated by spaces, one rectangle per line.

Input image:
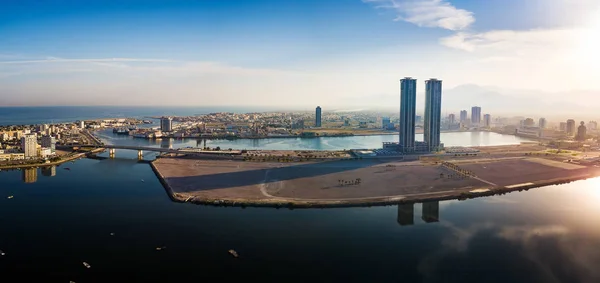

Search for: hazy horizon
xmin=2 ymin=0 xmax=600 ymax=117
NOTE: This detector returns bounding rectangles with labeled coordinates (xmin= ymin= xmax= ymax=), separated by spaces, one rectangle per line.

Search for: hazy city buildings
xmin=381 ymin=117 xmax=392 ymax=130
xmin=399 ymin=78 xmax=417 ymax=152
xmin=21 ymin=134 xmax=37 ymax=158
xmin=567 ymin=119 xmax=576 ymax=136
xmin=160 ymin=117 xmax=173 ymax=132
xmin=448 ymin=114 xmax=455 ymax=124
xmin=459 ymin=110 xmax=468 ymax=123
xmin=576 ymin=122 xmax=587 ymax=141
xmin=539 ymin=118 xmax=547 ymax=129
xmin=483 ymin=114 xmax=491 ymax=128
xmin=588 ymin=121 xmax=597 ymax=131
xmin=471 ymin=106 xmax=481 ymax=126
xmin=424 ymin=79 xmax=442 ymax=151
xmin=560 ymin=122 xmax=567 ymax=132
xmin=315 ymin=106 xmax=322 ymax=127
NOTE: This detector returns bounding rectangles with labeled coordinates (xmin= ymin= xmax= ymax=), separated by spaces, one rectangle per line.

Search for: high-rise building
xmin=41 ymin=135 xmax=56 ymax=153
xmin=424 ymin=79 xmax=442 ymax=151
xmin=560 ymin=122 xmax=567 ymax=132
xmin=576 ymin=122 xmax=587 ymax=141
xmin=315 ymin=106 xmax=322 ymax=127
xmin=460 ymin=110 xmax=468 ymax=123
xmin=22 ymin=168 xmax=37 ymax=183
xmin=471 ymin=106 xmax=482 ymax=126
xmin=160 ymin=117 xmax=173 ymax=132
xmin=422 ymin=201 xmax=439 ymax=223
xmin=21 ymin=134 xmax=37 ymax=158
xmin=566 ymin=119 xmax=576 ymax=136
xmin=523 ymin=118 xmax=535 ymax=127
xmin=539 ymin=118 xmax=547 ymax=129
xmin=381 ymin=117 xmax=391 ymax=129
xmin=448 ymin=114 xmax=456 ymax=124
xmin=483 ymin=114 xmax=491 ymax=128
xmin=397 ymin=203 xmax=414 ymax=226
xmin=80 ymin=121 xmax=85 ymax=129
xmin=399 ymin=78 xmax=417 ymax=152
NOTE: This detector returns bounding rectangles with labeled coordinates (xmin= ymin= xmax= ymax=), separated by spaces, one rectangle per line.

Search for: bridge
xmin=58 ymin=144 xmax=241 ymax=160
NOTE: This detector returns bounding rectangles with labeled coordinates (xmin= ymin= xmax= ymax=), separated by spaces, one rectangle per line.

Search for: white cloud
xmin=364 ymin=0 xmax=475 ymax=31
xmin=0 ymin=57 xmax=173 ymax=65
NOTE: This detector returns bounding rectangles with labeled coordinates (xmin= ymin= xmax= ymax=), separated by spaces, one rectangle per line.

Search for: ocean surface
xmin=0 ymin=106 xmax=291 ymax=126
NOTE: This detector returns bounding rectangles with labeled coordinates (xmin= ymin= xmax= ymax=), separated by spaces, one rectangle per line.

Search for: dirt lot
xmin=462 ymin=158 xmax=593 ymax=187
xmin=153 ymin=158 xmax=487 ymax=201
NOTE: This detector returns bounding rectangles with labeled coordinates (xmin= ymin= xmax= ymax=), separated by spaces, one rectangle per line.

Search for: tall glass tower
xmin=399 ymin=78 xmax=417 ymax=152
xmin=424 ymin=79 xmax=442 ymax=151
xmin=315 ymin=106 xmax=322 ymax=127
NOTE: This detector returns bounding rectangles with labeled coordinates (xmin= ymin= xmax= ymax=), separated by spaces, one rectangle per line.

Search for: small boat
xmin=64 ymin=168 xmax=71 ymax=171
xmin=228 ymin=249 xmax=239 ymax=258
xmin=110 ymin=233 xmax=115 ymax=236
xmin=141 ymin=179 xmax=145 ymax=182
xmin=0 ymin=250 xmax=5 ymax=256
xmin=7 ymin=196 xmax=13 ymax=199
xmin=83 ymin=262 xmax=91 ymax=268
xmin=156 ymin=246 xmax=166 ymax=251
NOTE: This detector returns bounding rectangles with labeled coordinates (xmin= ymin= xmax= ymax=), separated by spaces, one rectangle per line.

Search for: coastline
xmin=149 ymin=144 xmax=600 ymax=208
xmin=0 ymin=148 xmax=104 ymax=170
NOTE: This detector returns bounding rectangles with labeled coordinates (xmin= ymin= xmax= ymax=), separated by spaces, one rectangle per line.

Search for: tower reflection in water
xmin=41 ymin=165 xmax=56 ymax=177
xmin=22 ymin=168 xmax=38 ymax=183
xmin=397 ymin=201 xmax=440 ymax=226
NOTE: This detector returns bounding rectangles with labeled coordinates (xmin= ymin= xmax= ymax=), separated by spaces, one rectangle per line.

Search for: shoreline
xmin=149 ymin=143 xmax=600 ymax=208
xmin=0 ymin=148 xmax=104 ymax=170
xmin=152 ymin=163 xmax=600 ymax=209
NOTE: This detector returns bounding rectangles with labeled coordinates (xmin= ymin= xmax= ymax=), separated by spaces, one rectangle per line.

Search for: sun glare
xmin=576 ymin=11 xmax=600 ymax=67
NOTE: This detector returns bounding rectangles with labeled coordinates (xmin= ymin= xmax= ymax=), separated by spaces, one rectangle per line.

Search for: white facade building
xmin=21 ymin=134 xmax=38 ymax=158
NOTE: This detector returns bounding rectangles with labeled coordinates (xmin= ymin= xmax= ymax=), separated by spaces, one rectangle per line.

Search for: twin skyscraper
xmin=399 ymin=77 xmax=442 ymax=152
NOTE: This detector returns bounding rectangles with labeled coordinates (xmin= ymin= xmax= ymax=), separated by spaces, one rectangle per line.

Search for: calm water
xmin=96 ymin=129 xmax=533 ymax=151
xmin=2 ymin=159 xmax=600 ymax=282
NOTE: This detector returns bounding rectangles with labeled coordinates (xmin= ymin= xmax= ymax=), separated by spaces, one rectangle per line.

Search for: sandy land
xmin=151 ymin=145 xmax=600 ymax=207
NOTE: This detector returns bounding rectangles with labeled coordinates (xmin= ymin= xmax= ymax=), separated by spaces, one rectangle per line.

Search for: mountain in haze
xmin=352 ymin=84 xmax=599 ymax=120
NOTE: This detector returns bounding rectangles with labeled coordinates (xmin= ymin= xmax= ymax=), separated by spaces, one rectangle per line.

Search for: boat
xmin=7 ymin=196 xmax=13 ymax=199
xmin=0 ymin=250 xmax=5 ymax=256
xmin=228 ymin=249 xmax=239 ymax=258
xmin=64 ymin=168 xmax=71 ymax=171
xmin=83 ymin=262 xmax=91 ymax=268
xmin=141 ymin=179 xmax=145 ymax=182
xmin=156 ymin=246 xmax=166 ymax=251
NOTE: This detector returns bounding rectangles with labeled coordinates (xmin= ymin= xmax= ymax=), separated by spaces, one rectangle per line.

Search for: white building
xmin=21 ymin=134 xmax=38 ymax=158
xmin=40 ymin=147 xmax=53 ymax=158
xmin=80 ymin=121 xmax=85 ymax=129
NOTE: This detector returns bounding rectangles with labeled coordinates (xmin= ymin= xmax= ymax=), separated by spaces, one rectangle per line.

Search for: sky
xmin=1 ymin=0 xmax=600 ymax=110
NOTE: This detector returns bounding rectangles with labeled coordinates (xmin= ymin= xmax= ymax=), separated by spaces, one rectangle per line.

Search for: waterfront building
xmin=483 ymin=114 xmax=491 ymax=128
xmin=397 ymin=203 xmax=414 ymax=226
xmin=399 ymin=78 xmax=417 ymax=152
xmin=539 ymin=118 xmax=547 ymax=129
xmin=424 ymin=79 xmax=442 ymax=151
xmin=524 ymin=118 xmax=535 ymax=127
xmin=20 ymin=134 xmax=38 ymax=158
xmin=566 ymin=119 xmax=576 ymax=136
xmin=422 ymin=201 xmax=440 ymax=223
xmin=41 ymin=135 xmax=56 ymax=153
xmin=576 ymin=122 xmax=587 ymax=141
xmin=315 ymin=106 xmax=322 ymax=127
xmin=160 ymin=117 xmax=173 ymax=132
xmin=448 ymin=114 xmax=456 ymax=124
xmin=22 ymin=168 xmax=37 ymax=183
xmin=80 ymin=121 xmax=85 ymax=129
xmin=471 ymin=106 xmax=481 ymax=126
xmin=560 ymin=122 xmax=567 ymax=132
xmin=460 ymin=110 xmax=468 ymax=123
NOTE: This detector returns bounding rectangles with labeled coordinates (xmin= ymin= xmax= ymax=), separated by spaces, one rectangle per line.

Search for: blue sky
xmin=1 ymin=0 xmax=600 ymax=107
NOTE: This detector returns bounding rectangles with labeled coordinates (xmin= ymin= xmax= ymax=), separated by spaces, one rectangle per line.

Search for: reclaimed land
xmin=151 ymin=144 xmax=600 ymax=208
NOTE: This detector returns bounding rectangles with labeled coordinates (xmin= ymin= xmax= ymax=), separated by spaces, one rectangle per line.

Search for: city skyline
xmin=1 ymin=0 xmax=600 ymax=110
